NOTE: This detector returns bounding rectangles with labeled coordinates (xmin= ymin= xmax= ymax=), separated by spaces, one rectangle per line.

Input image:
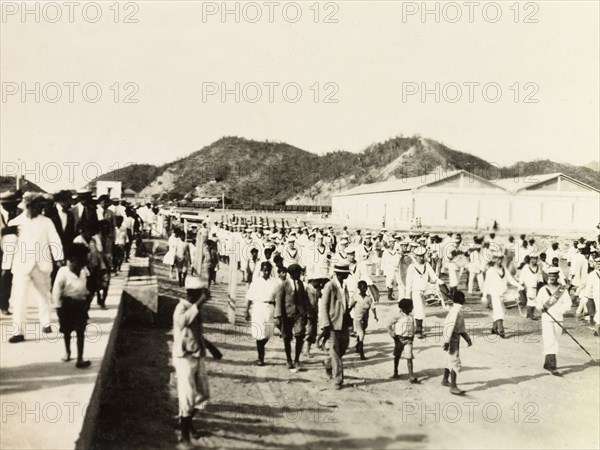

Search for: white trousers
xmin=541 ymin=320 xmax=562 ymax=355
xmin=447 ymin=266 xmax=459 ymax=288
xmin=385 ymin=272 xmax=404 ymax=292
xmin=490 ymin=294 xmax=505 ymax=321
xmin=468 ymin=272 xmax=484 ymax=294
xmin=10 ymin=267 xmax=52 ymax=335
xmin=412 ymin=290 xmax=425 ymax=320
xmin=173 ymin=356 xmax=209 ymax=417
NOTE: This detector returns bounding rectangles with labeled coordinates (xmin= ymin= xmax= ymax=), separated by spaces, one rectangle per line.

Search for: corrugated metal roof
xmin=334 ymin=170 xmax=598 ymax=197
xmin=333 ymin=170 xmax=506 ymax=197
xmin=492 ymin=172 xmax=562 ymax=192
xmin=493 ymin=172 xmax=599 ymax=193
xmin=334 ymin=171 xmax=461 ymax=197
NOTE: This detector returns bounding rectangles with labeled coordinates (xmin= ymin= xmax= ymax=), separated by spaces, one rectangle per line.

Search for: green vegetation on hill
xmin=79 ymin=136 xmax=599 ymax=204
xmin=93 ymin=164 xmax=163 ymax=193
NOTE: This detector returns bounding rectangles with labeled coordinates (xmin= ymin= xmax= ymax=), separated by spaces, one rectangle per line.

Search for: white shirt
xmin=346 ymin=259 xmax=374 ymax=295
xmin=570 ymin=253 xmax=589 ymax=286
xmin=519 ymin=264 xmax=543 ymax=299
xmin=246 ymin=276 xmax=280 ymax=304
xmin=484 ymin=265 xmax=520 ymax=296
xmin=405 ymin=262 xmax=438 ymax=293
xmin=56 ymin=203 xmax=68 ymax=231
xmin=52 ymin=265 xmax=90 ymax=307
xmin=535 ymin=284 xmax=572 ymax=322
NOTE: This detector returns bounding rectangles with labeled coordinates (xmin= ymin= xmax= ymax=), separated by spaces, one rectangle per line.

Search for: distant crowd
xmin=0 ymin=188 xmax=165 ymax=366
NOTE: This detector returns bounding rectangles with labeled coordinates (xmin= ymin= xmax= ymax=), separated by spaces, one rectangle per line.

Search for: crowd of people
xmin=0 ymin=188 xmax=164 ymax=366
xmin=3 ymin=192 xmax=599 ymax=444
xmin=169 ymin=215 xmax=600 ymax=443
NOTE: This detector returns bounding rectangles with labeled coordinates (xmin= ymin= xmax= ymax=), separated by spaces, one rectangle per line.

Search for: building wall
xmin=95 ymin=181 xmax=122 ymax=199
xmin=414 ymin=190 xmax=509 ymax=229
xmin=332 ymin=190 xmax=412 ymax=228
xmin=333 ymin=183 xmax=598 ymax=231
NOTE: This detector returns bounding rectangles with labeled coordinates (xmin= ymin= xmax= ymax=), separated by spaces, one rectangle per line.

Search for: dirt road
xmin=93 ymin=251 xmax=600 ymax=450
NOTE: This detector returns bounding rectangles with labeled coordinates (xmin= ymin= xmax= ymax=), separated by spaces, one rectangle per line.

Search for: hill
xmin=85 ymin=135 xmax=599 ymax=204
xmin=91 ymin=164 xmax=163 ymax=193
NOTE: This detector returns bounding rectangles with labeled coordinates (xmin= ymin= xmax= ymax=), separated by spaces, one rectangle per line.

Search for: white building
xmin=495 ymin=172 xmax=599 ymax=231
xmin=332 ymin=170 xmax=599 ymax=231
xmin=88 ymin=181 xmax=122 ymax=199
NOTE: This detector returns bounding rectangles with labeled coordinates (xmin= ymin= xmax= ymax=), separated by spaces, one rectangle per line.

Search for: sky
xmin=1 ymin=0 xmax=599 ymax=192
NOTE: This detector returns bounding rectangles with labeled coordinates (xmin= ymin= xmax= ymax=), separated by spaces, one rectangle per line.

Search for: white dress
xmin=246 ymin=276 xmax=279 ymax=340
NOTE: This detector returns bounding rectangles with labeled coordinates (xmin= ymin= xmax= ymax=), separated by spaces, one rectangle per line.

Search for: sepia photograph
xmin=1 ymin=1 xmax=599 ymax=449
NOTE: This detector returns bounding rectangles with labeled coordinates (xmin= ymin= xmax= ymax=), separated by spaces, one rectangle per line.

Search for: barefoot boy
xmin=442 ymin=290 xmax=472 ymax=395
xmin=387 ymin=298 xmax=419 ymax=383
xmin=350 ymin=280 xmax=378 ymax=360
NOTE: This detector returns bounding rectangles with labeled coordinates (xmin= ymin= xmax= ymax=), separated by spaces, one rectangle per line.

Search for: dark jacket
xmin=47 ymin=206 xmax=76 ymax=249
xmin=275 ymin=278 xmax=308 ymax=319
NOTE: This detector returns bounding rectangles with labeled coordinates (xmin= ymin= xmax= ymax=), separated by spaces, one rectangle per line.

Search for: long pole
xmin=16 ymin=158 xmax=21 ymax=190
xmin=544 ymin=309 xmax=597 ymax=362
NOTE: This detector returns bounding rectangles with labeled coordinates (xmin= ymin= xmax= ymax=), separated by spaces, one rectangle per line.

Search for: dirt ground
xmin=93 ymin=240 xmax=600 ymax=450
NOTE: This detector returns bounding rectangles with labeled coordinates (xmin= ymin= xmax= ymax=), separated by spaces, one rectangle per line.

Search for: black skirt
xmin=57 ymin=297 xmax=89 ymax=334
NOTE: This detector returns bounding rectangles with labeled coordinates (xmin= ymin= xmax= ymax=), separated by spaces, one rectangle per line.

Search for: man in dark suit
xmin=47 ymin=190 xmax=76 ymax=250
xmin=72 ymin=189 xmax=98 ymax=232
xmin=275 ymin=263 xmax=308 ymax=372
xmin=0 ymin=190 xmax=23 ymax=315
xmin=46 ymin=190 xmax=76 ymax=284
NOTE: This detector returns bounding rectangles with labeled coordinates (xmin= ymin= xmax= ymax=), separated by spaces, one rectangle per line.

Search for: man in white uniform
xmin=405 ymin=246 xmax=444 ymax=339
xmin=519 ymin=252 xmax=544 ymax=320
xmin=535 ymin=267 xmax=572 ymax=375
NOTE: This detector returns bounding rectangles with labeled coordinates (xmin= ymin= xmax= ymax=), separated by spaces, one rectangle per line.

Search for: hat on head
xmin=76 ymin=189 xmax=93 ymax=198
xmin=529 ymin=252 xmax=539 ymax=258
xmin=413 ymin=246 xmax=427 ymax=256
xmin=333 ymin=263 xmax=351 ymax=274
xmin=546 ymin=266 xmax=561 ymax=274
xmin=53 ymin=190 xmax=73 ymax=203
xmin=593 ymin=256 xmax=600 ymax=262
xmin=345 ymin=246 xmax=356 ymax=255
xmin=287 ymin=264 xmax=302 ymax=275
xmin=0 ymin=191 xmax=21 ymax=204
xmin=287 ymin=236 xmax=296 ymax=243
xmin=22 ymin=192 xmax=45 ymax=206
xmin=577 ymin=243 xmax=586 ymax=250
xmin=339 ymin=238 xmax=349 ymax=245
